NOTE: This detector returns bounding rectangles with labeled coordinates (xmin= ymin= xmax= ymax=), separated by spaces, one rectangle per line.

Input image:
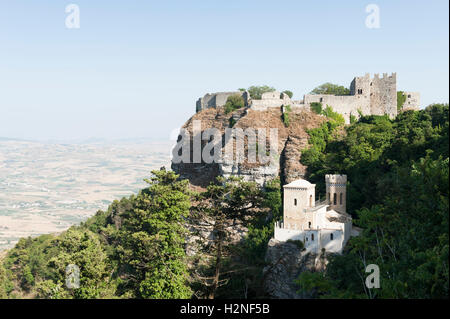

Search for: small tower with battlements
xmin=325 ymin=174 xmax=347 ymax=214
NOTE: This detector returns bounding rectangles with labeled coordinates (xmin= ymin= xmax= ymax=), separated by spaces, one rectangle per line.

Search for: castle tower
xmin=283 ymin=179 xmax=315 ymax=228
xmin=369 ymin=72 xmax=397 ymax=118
xmin=349 ymin=73 xmax=371 ymax=115
xmin=325 ymin=174 xmax=347 ymax=214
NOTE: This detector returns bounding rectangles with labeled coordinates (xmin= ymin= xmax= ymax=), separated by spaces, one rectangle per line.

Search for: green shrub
xmin=310 ymin=102 xmax=323 ymax=114
xmin=282 ymin=105 xmax=291 ymax=127
xmin=322 ymin=105 xmax=345 ymax=125
xmin=397 ymin=91 xmax=406 ymax=111
xmin=310 ymin=83 xmax=350 ymax=95
xmin=224 ymin=95 xmax=245 ymax=114
xmin=282 ymin=90 xmax=293 ymax=98
xmin=247 ymin=85 xmax=276 ymax=100
xmin=282 ymin=113 xmax=290 ymax=127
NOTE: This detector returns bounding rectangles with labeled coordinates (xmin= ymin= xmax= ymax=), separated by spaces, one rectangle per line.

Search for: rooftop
xmin=284 ymin=178 xmax=314 ymax=188
xmin=304 ymin=204 xmax=328 ymax=212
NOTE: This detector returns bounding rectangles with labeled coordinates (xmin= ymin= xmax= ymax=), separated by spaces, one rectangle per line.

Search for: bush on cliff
xmin=247 ymin=85 xmax=276 ymax=100
xmin=224 ymin=94 xmax=245 ymax=114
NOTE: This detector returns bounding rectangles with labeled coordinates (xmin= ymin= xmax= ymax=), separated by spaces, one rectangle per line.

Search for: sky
xmin=0 ymin=0 xmax=448 ymax=141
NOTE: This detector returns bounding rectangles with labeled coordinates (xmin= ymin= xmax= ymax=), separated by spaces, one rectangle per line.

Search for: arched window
xmin=294 ymin=198 xmax=297 ymax=206
xmin=340 ymin=193 xmax=343 ymax=205
xmin=308 ymin=222 xmax=311 ymax=228
xmin=311 ymin=234 xmax=314 ymax=241
xmin=330 ymin=233 xmax=334 ymax=240
xmin=333 ymin=193 xmax=337 ymax=205
xmin=309 ymin=195 xmax=313 ymax=207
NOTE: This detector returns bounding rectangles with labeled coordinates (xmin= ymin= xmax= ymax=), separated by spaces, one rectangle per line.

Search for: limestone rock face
xmin=172 ymin=106 xmax=325 ymax=188
xmin=263 ymin=238 xmax=328 ymax=299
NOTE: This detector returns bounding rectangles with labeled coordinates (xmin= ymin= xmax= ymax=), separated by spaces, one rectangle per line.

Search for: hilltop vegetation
xmin=310 ymin=82 xmax=350 ymax=95
xmin=0 ymin=104 xmax=448 ymax=299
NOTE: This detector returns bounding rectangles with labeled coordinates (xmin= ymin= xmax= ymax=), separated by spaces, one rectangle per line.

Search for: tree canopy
xmin=310 ymin=82 xmax=350 ymax=95
xmin=297 ymin=104 xmax=449 ymax=298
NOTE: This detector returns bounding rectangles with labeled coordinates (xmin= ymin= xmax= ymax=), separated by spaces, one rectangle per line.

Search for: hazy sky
xmin=0 ymin=0 xmax=448 ymax=141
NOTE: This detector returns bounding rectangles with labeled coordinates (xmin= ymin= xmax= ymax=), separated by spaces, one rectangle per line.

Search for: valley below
xmin=0 ymin=139 xmax=173 ymax=250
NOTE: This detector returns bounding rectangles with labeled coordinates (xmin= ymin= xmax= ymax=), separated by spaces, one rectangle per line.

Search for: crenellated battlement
xmin=195 ymin=73 xmax=420 ymax=123
xmin=325 ymin=174 xmax=347 ymax=184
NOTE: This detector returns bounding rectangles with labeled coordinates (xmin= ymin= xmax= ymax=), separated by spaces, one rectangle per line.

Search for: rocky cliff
xmin=171 ymin=106 xmax=325 ymax=188
xmin=263 ymin=238 xmax=328 ymax=298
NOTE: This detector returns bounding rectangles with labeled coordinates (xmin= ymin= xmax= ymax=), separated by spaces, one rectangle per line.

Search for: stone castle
xmin=274 ymin=174 xmax=360 ymax=253
xmin=196 ymin=73 xmax=420 ymax=124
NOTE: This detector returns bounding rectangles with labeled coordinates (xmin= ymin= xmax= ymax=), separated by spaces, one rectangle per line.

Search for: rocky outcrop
xmin=172 ymin=106 xmax=325 ymax=188
xmin=185 ymin=216 xmax=248 ymax=258
xmin=263 ymin=238 xmax=328 ymax=299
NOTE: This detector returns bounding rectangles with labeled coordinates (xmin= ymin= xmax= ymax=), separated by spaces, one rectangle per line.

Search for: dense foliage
xmin=397 ymin=91 xmax=406 ymax=111
xmin=297 ymin=104 xmax=449 ymax=298
xmin=246 ymin=85 xmax=276 ymax=100
xmin=282 ymin=105 xmax=292 ymax=127
xmin=224 ymin=94 xmax=245 ymax=114
xmin=310 ymin=83 xmax=350 ymax=95
xmin=190 ymin=176 xmax=265 ymax=298
xmin=310 ymin=102 xmax=323 ymax=114
xmin=282 ymin=90 xmax=293 ymax=98
xmin=1 ymin=169 xmax=192 ymax=299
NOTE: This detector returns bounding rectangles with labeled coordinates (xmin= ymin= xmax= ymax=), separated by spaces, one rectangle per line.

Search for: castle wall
xmin=274 ymin=222 xmax=344 ymax=253
xmin=249 ymin=91 xmax=295 ymax=110
xmin=196 ymin=73 xmax=411 ymax=122
xmin=303 ymin=94 xmax=363 ymax=124
xmin=196 ymin=91 xmax=249 ymax=112
xmin=319 ymin=228 xmax=344 ymax=253
xmin=370 ymin=73 xmax=397 ymax=117
xmin=303 ymin=73 xmax=398 ymax=123
xmin=402 ymin=92 xmax=420 ymax=110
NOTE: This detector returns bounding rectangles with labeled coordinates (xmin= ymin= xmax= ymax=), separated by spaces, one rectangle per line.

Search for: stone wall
xmin=249 ymin=91 xmax=305 ymax=111
xmin=196 ymin=91 xmax=249 ymax=112
xmin=273 ymin=223 xmax=344 ymax=254
xmin=402 ymin=91 xmax=420 ymax=110
xmin=370 ymin=73 xmax=397 ymax=117
xmin=195 ymin=73 xmax=413 ymax=122
xmin=303 ymin=94 xmax=363 ymax=124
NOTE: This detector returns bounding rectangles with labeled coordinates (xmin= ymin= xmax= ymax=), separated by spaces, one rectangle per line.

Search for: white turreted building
xmin=274 ymin=174 xmax=359 ymax=254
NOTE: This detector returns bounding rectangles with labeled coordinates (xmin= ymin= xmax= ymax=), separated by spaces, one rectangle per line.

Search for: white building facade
xmin=274 ymin=174 xmax=358 ymax=254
